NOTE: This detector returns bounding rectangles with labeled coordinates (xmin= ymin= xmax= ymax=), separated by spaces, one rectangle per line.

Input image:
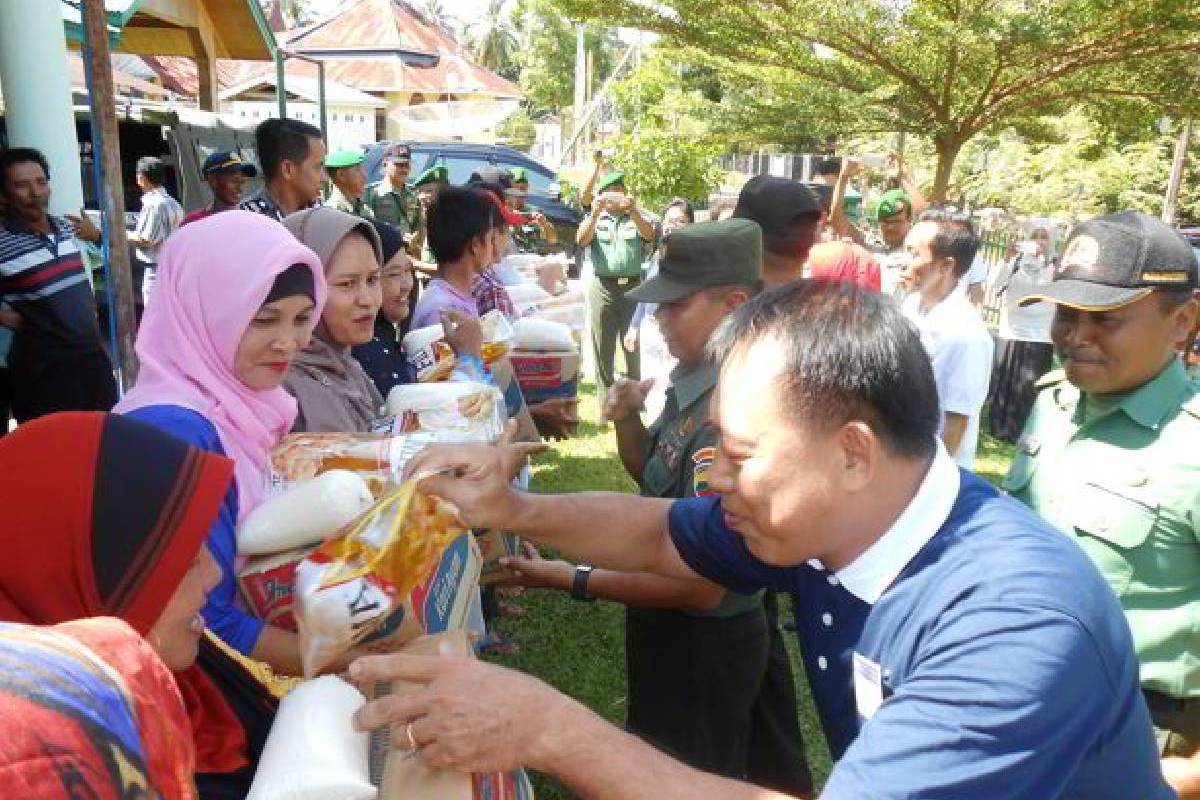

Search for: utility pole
xmin=573 ymin=23 xmax=587 ymax=166
xmin=81 ymin=0 xmax=138 ymax=389
xmin=1163 ymin=119 xmax=1192 ymax=225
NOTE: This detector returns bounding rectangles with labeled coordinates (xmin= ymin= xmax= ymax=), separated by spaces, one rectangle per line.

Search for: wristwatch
xmin=570 ymin=564 xmax=596 ymax=601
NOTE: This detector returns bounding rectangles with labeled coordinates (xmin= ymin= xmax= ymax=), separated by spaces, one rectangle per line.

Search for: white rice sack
xmin=246 ymin=676 xmax=374 ymax=800
xmin=238 ymin=471 xmax=375 ymax=556
xmin=506 ymin=283 xmax=553 ymax=308
xmin=513 ymin=317 xmax=574 ymax=352
xmin=384 ymin=381 xmax=505 ymax=441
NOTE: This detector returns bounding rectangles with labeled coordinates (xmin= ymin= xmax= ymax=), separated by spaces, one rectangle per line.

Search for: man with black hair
xmin=732 ymin=175 xmax=821 ymax=286
xmin=900 ymin=218 xmax=993 ymax=469
xmin=0 ymin=147 xmax=116 ymax=422
xmin=1004 ymin=211 xmax=1200 ymax=798
xmin=367 ymin=143 xmax=425 ymax=256
xmin=350 ymin=279 xmax=1171 ymax=799
xmin=410 ymin=187 xmax=497 ymax=329
xmin=240 ymin=117 xmax=325 ymax=221
xmin=126 ymin=156 xmax=182 ymax=307
xmin=180 ymin=151 xmax=256 ymax=226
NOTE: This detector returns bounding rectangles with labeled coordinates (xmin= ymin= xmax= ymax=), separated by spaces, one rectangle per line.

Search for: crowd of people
xmin=0 ymin=119 xmax=1198 ymax=800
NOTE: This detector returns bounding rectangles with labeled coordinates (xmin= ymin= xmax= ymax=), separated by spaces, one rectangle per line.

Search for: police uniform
xmin=1004 ymin=211 xmax=1200 ymax=756
xmin=587 ymin=171 xmax=650 ymax=398
xmin=615 ymin=219 xmax=811 ymax=794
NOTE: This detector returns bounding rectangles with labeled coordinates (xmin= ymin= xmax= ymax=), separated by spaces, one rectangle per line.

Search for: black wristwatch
xmin=570 ymin=564 xmax=596 ymax=601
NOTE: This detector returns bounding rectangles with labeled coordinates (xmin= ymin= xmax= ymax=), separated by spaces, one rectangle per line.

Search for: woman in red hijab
xmin=0 ymin=412 xmax=278 ymax=799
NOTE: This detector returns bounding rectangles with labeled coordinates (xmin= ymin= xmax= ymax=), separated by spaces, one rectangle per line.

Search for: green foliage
xmin=511 ymin=0 xmax=621 ymax=114
xmin=468 ymin=0 xmax=521 ymax=82
xmin=610 ymin=133 xmax=725 ymax=210
xmin=497 ymin=110 xmax=537 ymax=151
xmin=550 ymin=0 xmax=1200 ymax=198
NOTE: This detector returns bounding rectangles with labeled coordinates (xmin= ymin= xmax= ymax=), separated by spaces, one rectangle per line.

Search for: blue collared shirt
xmin=669 ymin=446 xmax=1172 ymax=798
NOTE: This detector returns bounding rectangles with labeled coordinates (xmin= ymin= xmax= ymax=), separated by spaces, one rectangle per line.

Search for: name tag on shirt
xmin=853 ymin=651 xmax=885 ymax=720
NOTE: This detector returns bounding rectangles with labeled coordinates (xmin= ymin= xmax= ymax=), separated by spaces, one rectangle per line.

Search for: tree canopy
xmin=552 ymin=0 xmax=1200 ymax=199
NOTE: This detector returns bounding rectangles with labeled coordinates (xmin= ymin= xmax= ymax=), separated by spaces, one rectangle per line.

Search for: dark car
xmin=363 ymin=141 xmax=582 ymax=255
xmin=1180 ymin=227 xmax=1200 ymax=266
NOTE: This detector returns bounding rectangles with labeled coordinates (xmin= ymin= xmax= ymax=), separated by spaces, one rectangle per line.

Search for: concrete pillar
xmin=0 ymin=0 xmax=86 ymax=215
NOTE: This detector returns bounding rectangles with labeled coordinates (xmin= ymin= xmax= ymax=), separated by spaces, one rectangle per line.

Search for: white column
xmin=0 ymin=0 xmax=85 ymax=215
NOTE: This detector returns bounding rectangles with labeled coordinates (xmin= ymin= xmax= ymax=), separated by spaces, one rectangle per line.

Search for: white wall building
xmin=218 ymin=74 xmax=385 ymax=151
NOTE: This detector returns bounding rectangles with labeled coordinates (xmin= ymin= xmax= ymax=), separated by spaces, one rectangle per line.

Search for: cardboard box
xmin=239 ymin=533 xmax=480 ymax=642
xmin=510 ymin=350 xmax=581 ymax=404
xmin=238 ymin=545 xmax=316 ymax=631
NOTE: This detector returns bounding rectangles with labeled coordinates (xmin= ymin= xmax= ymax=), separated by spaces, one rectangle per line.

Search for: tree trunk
xmin=931 ymin=136 xmax=963 ymax=203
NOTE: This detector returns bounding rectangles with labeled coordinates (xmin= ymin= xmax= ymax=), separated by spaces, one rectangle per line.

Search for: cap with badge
xmin=732 ymin=175 xmax=821 ymax=243
xmin=324 ymin=149 xmax=365 ymax=169
xmin=1019 ymin=210 xmax=1198 ymax=310
xmin=597 ymin=171 xmax=626 ymax=193
xmin=873 ymin=188 xmax=912 ymax=221
xmin=627 ymin=218 xmax=762 ymax=304
xmin=384 ymin=144 xmax=412 ymax=163
xmin=202 ymin=151 xmax=257 ymax=177
xmin=413 ymin=165 xmax=449 ymax=187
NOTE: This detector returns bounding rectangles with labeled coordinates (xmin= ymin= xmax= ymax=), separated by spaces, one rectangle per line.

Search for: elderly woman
xmin=0 ymin=411 xmax=276 ymax=800
xmin=282 ymin=207 xmax=388 ymax=432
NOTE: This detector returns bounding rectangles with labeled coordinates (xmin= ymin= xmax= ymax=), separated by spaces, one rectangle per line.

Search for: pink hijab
xmin=114 ymin=211 xmax=327 ymax=518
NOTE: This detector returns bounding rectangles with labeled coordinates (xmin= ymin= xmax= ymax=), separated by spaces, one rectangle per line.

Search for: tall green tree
xmin=419 ymin=0 xmax=459 ymax=39
xmin=553 ymin=0 xmax=1200 ymax=200
xmin=469 ymin=0 xmax=520 ymax=81
xmin=511 ymin=0 xmax=619 ymax=114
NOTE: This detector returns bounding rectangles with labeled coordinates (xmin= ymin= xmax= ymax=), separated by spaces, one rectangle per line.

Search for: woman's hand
xmin=441 ymin=309 xmax=483 ymax=359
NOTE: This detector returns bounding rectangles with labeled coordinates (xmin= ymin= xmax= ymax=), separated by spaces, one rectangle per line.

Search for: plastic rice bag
xmin=294 ymin=480 xmax=471 ymax=677
xmin=512 ymin=317 xmax=574 ymax=352
xmin=402 ymin=310 xmax=515 ymax=382
xmin=267 ymin=432 xmax=443 ymax=498
xmin=246 ymin=675 xmax=374 ymax=800
xmin=238 ymin=470 xmax=375 ymax=556
xmin=384 ymin=381 xmax=506 ymax=442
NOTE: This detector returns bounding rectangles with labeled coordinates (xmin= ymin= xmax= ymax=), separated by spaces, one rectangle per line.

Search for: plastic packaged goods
xmin=402 ymin=311 xmax=515 ymax=382
xmin=512 ymin=317 xmax=574 ymax=352
xmin=238 ymin=470 xmax=375 ymax=556
xmin=369 ymin=632 xmax=536 ymax=800
xmin=267 ymin=431 xmax=443 ymax=497
xmin=294 ymin=480 xmax=479 ymax=676
xmin=246 ymin=676 xmax=374 ymax=800
xmin=475 ymin=530 xmax=522 ymax=585
xmin=506 ymin=282 xmax=552 ymax=312
xmin=238 ymin=545 xmax=318 ymax=631
xmin=385 ymin=381 xmax=506 ymax=441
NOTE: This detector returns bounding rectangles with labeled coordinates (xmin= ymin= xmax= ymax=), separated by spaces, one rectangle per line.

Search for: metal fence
xmin=977 ymin=229 xmax=1020 ymax=328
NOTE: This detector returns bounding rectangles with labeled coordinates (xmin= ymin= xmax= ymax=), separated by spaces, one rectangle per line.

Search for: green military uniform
xmin=325 ymin=184 xmax=373 ymax=219
xmin=615 ymin=219 xmax=811 ymax=793
xmin=587 ymin=171 xmax=650 ymax=397
xmin=1005 ymin=360 xmax=1200 ymax=755
xmin=366 ymin=178 xmax=423 ymax=239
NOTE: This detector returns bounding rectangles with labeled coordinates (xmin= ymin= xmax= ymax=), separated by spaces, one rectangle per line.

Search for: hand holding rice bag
xmin=295 ymin=480 xmax=469 ymax=677
xmin=238 ymin=470 xmax=375 ymax=556
xmin=403 ymin=310 xmax=515 ymax=382
xmin=385 ymin=381 xmax=507 ymax=441
xmin=268 ymin=432 xmax=443 ymax=497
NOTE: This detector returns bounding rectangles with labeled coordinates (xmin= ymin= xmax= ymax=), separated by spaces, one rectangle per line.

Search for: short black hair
xmin=927 ymin=220 xmax=980 ymax=278
xmin=255 ymin=117 xmax=322 ymax=180
xmin=136 ymin=156 xmax=166 ymax=184
xmin=0 ymin=147 xmax=50 ymax=191
xmin=815 ymin=156 xmax=842 ymax=177
xmin=709 ymin=280 xmax=939 ymax=459
xmin=664 ymin=197 xmax=695 ymax=223
xmin=427 ymin=187 xmax=495 ymax=263
xmin=1157 ymin=287 xmax=1196 ymax=311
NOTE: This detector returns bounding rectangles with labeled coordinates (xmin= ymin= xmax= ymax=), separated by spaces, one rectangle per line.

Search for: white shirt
xmin=835 ymin=441 xmax=960 ymax=604
xmin=902 ymin=291 xmax=994 ymax=470
xmin=133 ymin=187 xmax=183 ymax=265
xmin=956 ymin=252 xmax=989 ymax=296
xmin=997 ymin=255 xmax=1054 ymax=343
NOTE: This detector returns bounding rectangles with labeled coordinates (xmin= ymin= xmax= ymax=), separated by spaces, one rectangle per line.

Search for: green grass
xmin=487 ymin=382 xmax=1016 ymax=798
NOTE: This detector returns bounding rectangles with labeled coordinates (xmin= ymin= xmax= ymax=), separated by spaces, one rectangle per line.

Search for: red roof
xmin=141 ymin=0 xmax=520 ymax=100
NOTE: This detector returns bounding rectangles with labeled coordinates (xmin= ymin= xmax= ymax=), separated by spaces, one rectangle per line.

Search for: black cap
xmin=732 ymin=176 xmax=822 ymax=242
xmin=384 ymin=144 xmax=412 ymax=163
xmin=627 ymin=218 xmax=762 ymax=304
xmin=202 ymin=151 xmax=257 ymax=177
xmin=1019 ymin=211 xmax=1198 ymax=310
xmin=469 ymin=165 xmax=513 ymax=189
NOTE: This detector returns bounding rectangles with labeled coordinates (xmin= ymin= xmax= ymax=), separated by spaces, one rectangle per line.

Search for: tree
xmin=611 ymin=133 xmax=726 ymax=210
xmin=418 ymin=0 xmax=459 ymax=40
xmin=511 ymin=0 xmax=620 ymax=114
xmin=552 ymin=0 xmax=1200 ymax=200
xmin=469 ymin=0 xmax=520 ymax=81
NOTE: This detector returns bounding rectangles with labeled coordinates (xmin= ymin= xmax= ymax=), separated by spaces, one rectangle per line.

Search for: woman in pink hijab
xmin=115 ymin=210 xmax=326 ymax=676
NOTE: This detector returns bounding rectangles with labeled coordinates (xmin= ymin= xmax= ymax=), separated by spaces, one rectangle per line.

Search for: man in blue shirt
xmin=350 ymin=280 xmax=1172 ymax=799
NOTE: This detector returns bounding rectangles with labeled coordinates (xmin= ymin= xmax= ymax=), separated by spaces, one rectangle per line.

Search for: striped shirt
xmin=133 ymin=187 xmax=183 ymax=265
xmin=0 ymin=215 xmax=103 ymax=356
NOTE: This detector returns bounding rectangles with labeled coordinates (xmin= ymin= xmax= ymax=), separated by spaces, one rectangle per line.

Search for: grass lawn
xmin=488 ymin=380 xmax=1016 ymax=799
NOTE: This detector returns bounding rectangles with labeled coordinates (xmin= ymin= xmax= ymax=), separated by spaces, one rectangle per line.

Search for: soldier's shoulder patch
xmin=1035 ymin=368 xmax=1067 ymax=390
xmin=692 ymin=446 xmax=717 ymax=497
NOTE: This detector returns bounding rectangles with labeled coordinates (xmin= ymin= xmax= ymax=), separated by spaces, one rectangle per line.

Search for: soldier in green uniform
xmin=323 ymin=149 xmax=373 ymax=219
xmin=576 ymin=171 xmax=657 ymax=400
xmin=366 ymin=144 xmax=425 ymax=257
xmin=1002 ymin=211 xmax=1200 ymax=798
xmin=498 ymin=219 xmax=812 ymax=796
xmin=411 ymin=165 xmax=449 ymax=265
xmin=507 ymin=167 xmax=557 ymax=254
